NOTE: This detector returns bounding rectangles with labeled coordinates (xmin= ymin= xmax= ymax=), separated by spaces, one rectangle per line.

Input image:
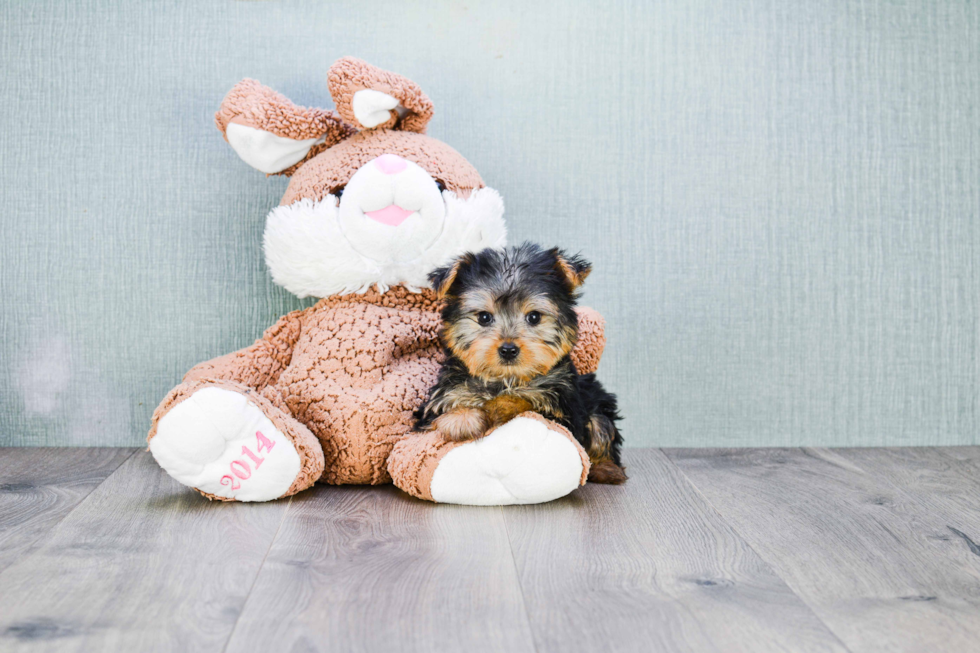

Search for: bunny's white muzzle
xmin=263 ymin=155 xmax=506 ymax=298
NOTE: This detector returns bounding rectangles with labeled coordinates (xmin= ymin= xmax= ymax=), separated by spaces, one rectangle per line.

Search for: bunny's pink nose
xmin=374 ymin=154 xmax=408 ymax=175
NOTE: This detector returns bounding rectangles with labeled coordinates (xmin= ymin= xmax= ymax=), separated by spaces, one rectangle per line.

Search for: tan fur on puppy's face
xmin=443 ymin=289 xmax=576 ymax=383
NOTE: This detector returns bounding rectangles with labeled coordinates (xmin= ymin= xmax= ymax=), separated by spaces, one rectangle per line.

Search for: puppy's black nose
xmin=498 ymin=343 xmax=520 ymax=361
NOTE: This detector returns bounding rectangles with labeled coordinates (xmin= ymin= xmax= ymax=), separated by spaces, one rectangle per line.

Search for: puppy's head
xmin=429 ymin=243 xmax=591 ymax=382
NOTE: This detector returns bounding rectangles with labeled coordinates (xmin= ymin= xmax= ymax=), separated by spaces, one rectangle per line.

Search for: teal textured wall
xmin=1 ymin=0 xmax=978 ymax=447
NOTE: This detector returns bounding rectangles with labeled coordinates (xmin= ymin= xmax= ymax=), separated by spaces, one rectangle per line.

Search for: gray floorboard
xmin=666 ymin=447 xmax=980 ymax=653
xmin=224 ymin=484 xmax=537 ymax=653
xmin=935 ymin=445 xmax=980 ymax=486
xmin=504 ymin=449 xmax=849 ymax=653
xmin=0 ymin=448 xmax=135 ymax=574
xmin=832 ymin=447 xmax=980 ymax=560
xmin=2 ymin=446 xmax=980 ymax=652
xmin=0 ymin=451 xmax=290 ymax=653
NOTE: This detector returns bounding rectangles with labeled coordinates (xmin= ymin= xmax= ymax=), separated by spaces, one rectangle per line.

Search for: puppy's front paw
xmin=433 ymin=408 xmax=490 ymax=442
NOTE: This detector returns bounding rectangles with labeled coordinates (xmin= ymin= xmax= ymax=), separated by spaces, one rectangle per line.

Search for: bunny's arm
xmin=571 ymin=307 xmax=606 ymax=375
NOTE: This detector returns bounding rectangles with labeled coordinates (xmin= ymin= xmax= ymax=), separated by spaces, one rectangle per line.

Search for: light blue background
xmin=1 ymin=0 xmax=977 ymax=447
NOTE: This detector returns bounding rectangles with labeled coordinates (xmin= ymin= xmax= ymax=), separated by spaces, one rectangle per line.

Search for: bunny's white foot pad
xmin=428 ymin=413 xmax=589 ymax=506
xmin=150 ymin=387 xmax=303 ymax=502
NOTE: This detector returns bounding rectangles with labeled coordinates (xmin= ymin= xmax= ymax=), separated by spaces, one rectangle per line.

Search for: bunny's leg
xmin=388 ymin=412 xmax=590 ymax=506
xmin=148 ymin=312 xmax=324 ymax=502
xmin=149 ymin=380 xmax=323 ymax=502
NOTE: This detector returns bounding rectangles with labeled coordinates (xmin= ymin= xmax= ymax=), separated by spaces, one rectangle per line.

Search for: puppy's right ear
xmin=216 ymin=79 xmax=356 ymax=175
xmin=429 ymin=255 xmax=470 ymax=299
xmin=551 ymin=249 xmax=592 ymax=291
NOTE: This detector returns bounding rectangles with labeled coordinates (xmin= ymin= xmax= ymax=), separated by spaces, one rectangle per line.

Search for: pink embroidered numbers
xmin=219 ymin=431 xmax=277 ymax=494
xmin=229 ymin=460 xmax=251 ymax=479
xmin=241 ymin=445 xmax=263 ymax=469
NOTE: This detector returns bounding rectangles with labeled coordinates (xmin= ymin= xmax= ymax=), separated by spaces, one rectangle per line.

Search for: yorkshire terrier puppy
xmin=414 ymin=242 xmax=626 ymax=484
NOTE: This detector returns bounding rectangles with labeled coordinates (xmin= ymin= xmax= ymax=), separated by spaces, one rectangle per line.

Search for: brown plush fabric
xmin=215 ymin=79 xmax=357 ymax=176
xmin=328 ymin=56 xmax=434 ymax=134
xmin=147 ymin=378 xmax=325 ymax=500
xmin=164 ymin=288 xmax=442 ymax=485
xmin=280 ymin=288 xmax=443 ymax=484
xmin=280 ymin=130 xmax=484 ymax=205
xmin=571 ymin=307 xmax=606 ymax=375
xmin=386 ymin=431 xmax=465 ymax=502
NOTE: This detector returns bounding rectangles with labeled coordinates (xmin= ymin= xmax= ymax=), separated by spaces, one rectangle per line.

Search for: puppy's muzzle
xmin=498 ymin=342 xmax=520 ymax=362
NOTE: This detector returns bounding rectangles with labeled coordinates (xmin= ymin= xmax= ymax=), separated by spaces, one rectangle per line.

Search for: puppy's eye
xmin=435 ymin=180 xmax=447 ymax=192
xmin=333 ymin=185 xmax=346 ymax=199
xmin=477 ymin=311 xmax=494 ymax=326
xmin=525 ymin=311 xmax=541 ymax=326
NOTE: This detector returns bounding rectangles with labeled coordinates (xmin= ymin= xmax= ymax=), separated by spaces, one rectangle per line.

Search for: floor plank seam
xmin=656 ymin=448 xmax=858 ymax=653
xmin=221 ymin=494 xmax=294 ymax=653
xmin=500 ymin=507 xmax=542 ymax=653
xmin=0 ymin=447 xmax=140 ymax=582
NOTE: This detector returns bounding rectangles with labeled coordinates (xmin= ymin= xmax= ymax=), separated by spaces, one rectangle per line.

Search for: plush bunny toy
xmin=148 ymin=57 xmax=608 ymax=505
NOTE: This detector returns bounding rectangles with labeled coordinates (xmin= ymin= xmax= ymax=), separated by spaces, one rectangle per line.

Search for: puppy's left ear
xmin=551 ymin=249 xmax=592 ymax=291
xmin=429 ymin=255 xmax=469 ymax=299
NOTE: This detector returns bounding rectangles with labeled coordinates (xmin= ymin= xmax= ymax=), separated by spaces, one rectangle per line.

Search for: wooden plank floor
xmin=0 ymin=448 xmax=978 ymax=652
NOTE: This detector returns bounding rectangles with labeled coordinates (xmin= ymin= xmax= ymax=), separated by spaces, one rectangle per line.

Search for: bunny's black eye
xmin=334 ymin=185 xmax=346 ymax=200
xmin=525 ymin=311 xmax=541 ymax=326
xmin=435 ymin=180 xmax=447 ymax=192
xmin=477 ymin=311 xmax=494 ymax=326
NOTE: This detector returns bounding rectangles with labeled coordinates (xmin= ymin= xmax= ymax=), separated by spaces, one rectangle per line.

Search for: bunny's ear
xmin=328 ymin=57 xmax=434 ymax=134
xmin=215 ymin=79 xmax=356 ymax=175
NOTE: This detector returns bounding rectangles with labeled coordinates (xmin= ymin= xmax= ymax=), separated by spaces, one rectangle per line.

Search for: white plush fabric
xmin=338 ymin=156 xmax=450 ymax=263
xmin=264 ymin=181 xmax=507 ymax=298
xmin=352 ymin=89 xmax=402 ymax=128
xmin=429 ymin=416 xmax=586 ymax=506
xmin=149 ymin=387 xmax=301 ymax=502
xmin=226 ymin=122 xmax=326 ymax=174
